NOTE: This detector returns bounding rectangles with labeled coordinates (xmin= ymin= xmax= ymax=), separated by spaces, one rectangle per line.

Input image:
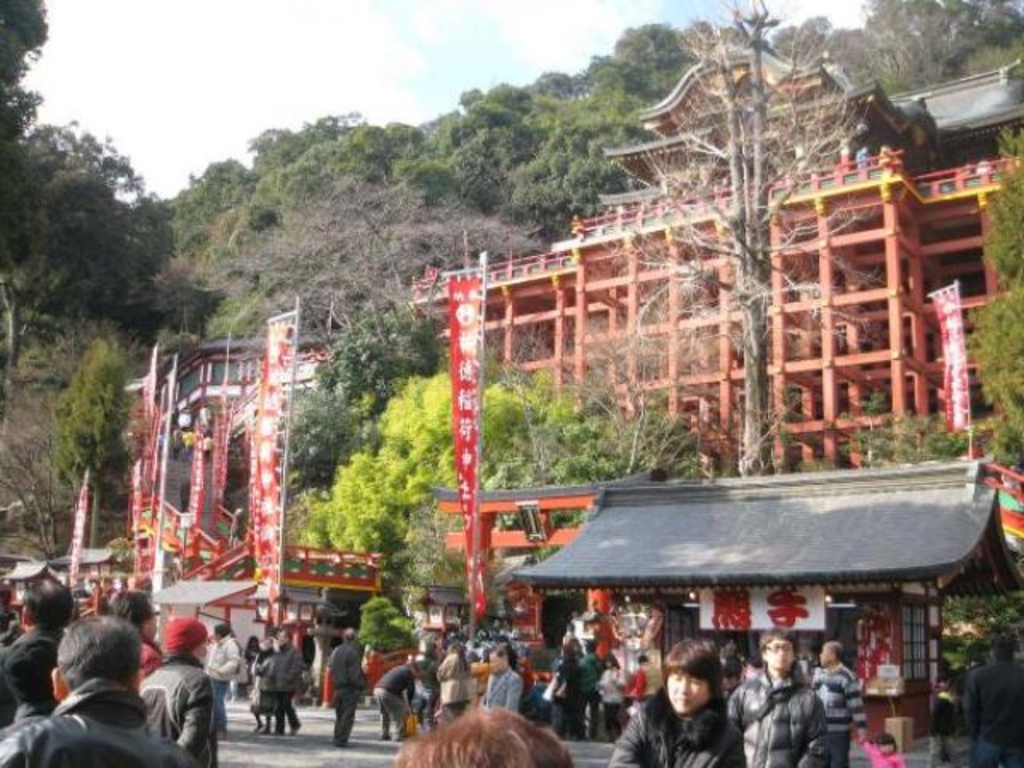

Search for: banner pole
xmin=153 ymin=354 xmax=178 ymax=595
xmin=469 ymin=252 xmax=488 ymax=641
xmin=275 ymin=297 xmax=301 ymax=626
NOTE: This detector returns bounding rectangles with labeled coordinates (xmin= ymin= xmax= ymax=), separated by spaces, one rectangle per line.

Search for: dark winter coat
xmin=328 ymin=640 xmax=365 ymax=693
xmin=728 ymin=673 xmax=827 ymax=768
xmin=963 ymin=660 xmax=1024 ymax=749
xmin=0 ymin=679 xmax=197 ymax=768
xmin=609 ymin=693 xmax=746 ymax=768
xmin=2 ymin=627 xmax=63 ymax=721
xmin=140 ymin=653 xmax=217 ymax=768
xmin=258 ymin=645 xmax=305 ymax=693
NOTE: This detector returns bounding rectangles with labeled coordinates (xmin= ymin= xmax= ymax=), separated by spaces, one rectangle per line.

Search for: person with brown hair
xmin=394 ymin=707 xmax=573 ymax=768
xmin=609 ymin=639 xmax=744 ymax=768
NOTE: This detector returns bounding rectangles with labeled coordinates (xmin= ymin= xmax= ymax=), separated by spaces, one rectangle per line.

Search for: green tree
xmin=0 ymin=0 xmax=47 ymax=414
xmin=358 ymin=596 xmax=415 ymax=652
xmin=973 ymin=131 xmax=1024 ymax=458
xmin=54 ymin=337 xmax=129 ymax=546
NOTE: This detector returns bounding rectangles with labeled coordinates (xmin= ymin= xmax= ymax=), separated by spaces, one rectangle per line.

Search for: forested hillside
xmin=1 ymin=0 xmax=1023 ymax=558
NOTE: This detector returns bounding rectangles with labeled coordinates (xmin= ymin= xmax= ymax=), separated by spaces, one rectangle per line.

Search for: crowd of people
xmin=0 ymin=582 xmax=1021 ymax=768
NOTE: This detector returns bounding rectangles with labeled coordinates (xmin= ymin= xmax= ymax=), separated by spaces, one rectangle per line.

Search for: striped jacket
xmin=811 ymin=665 xmax=867 ymax=734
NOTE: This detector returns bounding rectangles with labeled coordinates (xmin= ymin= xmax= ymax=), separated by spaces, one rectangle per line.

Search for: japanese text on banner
xmin=699 ymin=586 xmax=826 ymax=631
xmin=931 ymin=283 xmax=971 ymax=431
xmin=447 ymin=275 xmax=486 ymax=619
xmin=69 ymin=471 xmax=90 ymax=589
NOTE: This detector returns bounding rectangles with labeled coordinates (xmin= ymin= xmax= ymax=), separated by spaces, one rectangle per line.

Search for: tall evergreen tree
xmin=54 ymin=338 xmax=129 ymax=546
xmin=973 ymin=132 xmax=1024 ymax=459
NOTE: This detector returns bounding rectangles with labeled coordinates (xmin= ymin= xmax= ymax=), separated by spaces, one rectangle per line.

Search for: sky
xmin=24 ymin=0 xmax=867 ymax=199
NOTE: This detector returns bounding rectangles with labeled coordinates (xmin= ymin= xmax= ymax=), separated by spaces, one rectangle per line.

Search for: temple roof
xmin=638 ymin=48 xmax=843 ymax=131
xmin=154 ymin=579 xmax=256 ymax=606
xmin=512 ymin=461 xmax=1021 ymax=595
xmin=48 ymin=548 xmax=115 ymax=569
xmin=3 ymin=562 xmax=55 ymax=582
xmin=894 ymin=62 xmax=1023 ymax=133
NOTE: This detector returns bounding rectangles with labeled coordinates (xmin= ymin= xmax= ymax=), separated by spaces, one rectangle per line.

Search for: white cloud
xmin=769 ymin=0 xmax=867 ymax=29
xmin=477 ymin=0 xmax=666 ymax=73
xmin=26 ymin=0 xmax=432 ymax=196
xmin=23 ymin=0 xmax=867 ymax=199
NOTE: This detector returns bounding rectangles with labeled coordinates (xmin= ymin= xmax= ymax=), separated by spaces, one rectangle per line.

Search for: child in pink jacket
xmin=862 ymin=732 xmax=907 ymax=768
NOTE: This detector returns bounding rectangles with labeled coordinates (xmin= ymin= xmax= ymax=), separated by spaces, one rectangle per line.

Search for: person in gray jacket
xmin=257 ymin=629 xmax=304 ymax=735
xmin=482 ymin=644 xmax=523 ymax=712
xmin=728 ymin=630 xmax=828 ymax=768
xmin=140 ymin=617 xmax=216 ymax=768
xmin=328 ymin=628 xmax=364 ymax=748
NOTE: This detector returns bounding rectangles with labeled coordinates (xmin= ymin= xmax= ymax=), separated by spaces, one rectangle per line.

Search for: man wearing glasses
xmin=728 ymin=631 xmax=828 ymax=768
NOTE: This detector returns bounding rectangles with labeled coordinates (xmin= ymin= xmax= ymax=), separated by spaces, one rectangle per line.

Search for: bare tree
xmin=0 ymin=394 xmax=72 ymax=558
xmin=205 ymin=177 xmax=540 ymax=337
xmin=623 ymin=2 xmax=861 ymax=475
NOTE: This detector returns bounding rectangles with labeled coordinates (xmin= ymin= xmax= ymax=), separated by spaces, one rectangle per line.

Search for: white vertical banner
xmin=69 ymin=470 xmax=91 ymax=589
xmin=929 ymin=282 xmax=971 ymax=431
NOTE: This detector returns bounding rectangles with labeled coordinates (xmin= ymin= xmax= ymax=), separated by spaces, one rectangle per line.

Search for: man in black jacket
xmin=374 ymin=660 xmax=420 ymax=742
xmin=141 ymin=617 xmax=217 ymax=767
xmin=0 ymin=616 xmax=197 ymax=767
xmin=963 ymin=634 xmax=1024 ymax=768
xmin=1 ymin=581 xmax=74 ymax=725
xmin=728 ymin=630 xmax=828 ymax=768
xmin=328 ymin=628 xmax=365 ymax=747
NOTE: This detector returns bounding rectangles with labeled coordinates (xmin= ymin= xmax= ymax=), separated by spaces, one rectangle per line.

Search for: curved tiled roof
xmin=513 ymin=462 xmax=1016 ymax=592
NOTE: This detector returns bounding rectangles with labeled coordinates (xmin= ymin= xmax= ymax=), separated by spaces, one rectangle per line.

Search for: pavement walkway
xmin=219 ymin=699 xmax=614 ymax=767
xmin=219 ymin=700 xmax=935 ymax=768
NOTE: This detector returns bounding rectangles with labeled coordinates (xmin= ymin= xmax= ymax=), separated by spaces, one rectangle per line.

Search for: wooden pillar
xmin=553 ymin=277 xmax=565 ymax=389
xmin=979 ymin=195 xmax=999 ymax=296
xmin=627 ymin=240 xmax=639 ymax=387
xmin=574 ymin=253 xmax=587 ymax=386
xmin=817 ymin=199 xmax=838 ymax=463
xmin=903 ymin=213 xmax=929 ymax=416
xmin=503 ymin=287 xmax=514 ymax=364
xmin=883 ymin=185 xmax=907 ymax=415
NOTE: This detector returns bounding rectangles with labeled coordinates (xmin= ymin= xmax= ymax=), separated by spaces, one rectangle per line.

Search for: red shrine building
xmin=415 ymin=59 xmax=1023 ymax=470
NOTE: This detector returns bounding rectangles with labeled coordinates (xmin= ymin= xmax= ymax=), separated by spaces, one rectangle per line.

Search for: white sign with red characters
xmin=930 ymin=282 xmax=971 ymax=431
xmin=447 ymin=273 xmax=486 ymax=620
xmin=699 ymin=585 xmax=826 ymax=631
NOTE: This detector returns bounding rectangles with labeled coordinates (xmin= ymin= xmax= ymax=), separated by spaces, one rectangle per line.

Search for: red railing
xmin=412 ymin=154 xmax=1011 ymax=302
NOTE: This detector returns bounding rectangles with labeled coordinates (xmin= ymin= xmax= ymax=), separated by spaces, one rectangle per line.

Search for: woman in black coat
xmin=609 ymin=640 xmax=745 ymax=768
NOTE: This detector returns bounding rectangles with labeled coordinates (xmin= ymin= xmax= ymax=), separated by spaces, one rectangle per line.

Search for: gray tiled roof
xmin=153 ymin=579 xmax=256 ymax=606
xmin=48 ymin=548 xmax=114 ymax=569
xmin=513 ymin=461 xmax=1003 ymax=589
xmin=2 ymin=562 xmax=53 ymax=581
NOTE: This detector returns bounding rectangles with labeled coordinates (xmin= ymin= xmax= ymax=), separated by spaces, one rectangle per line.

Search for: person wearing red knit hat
xmin=141 ymin=618 xmax=217 ymax=767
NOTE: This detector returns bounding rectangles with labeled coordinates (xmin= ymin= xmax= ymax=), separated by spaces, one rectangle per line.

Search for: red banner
xmin=448 ymin=274 xmax=486 ymax=620
xmin=143 ymin=345 xmax=158 ymax=419
xmin=252 ymin=316 xmax=296 ymax=620
xmin=212 ymin=409 xmax=230 ymax=506
xmin=931 ymin=283 xmax=971 ymax=431
xmin=188 ymin=427 xmax=206 ymax=525
xmin=69 ymin=470 xmax=90 ymax=589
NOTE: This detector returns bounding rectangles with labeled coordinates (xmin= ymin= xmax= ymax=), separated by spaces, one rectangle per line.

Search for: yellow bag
xmin=404 ymin=713 xmax=418 ymax=738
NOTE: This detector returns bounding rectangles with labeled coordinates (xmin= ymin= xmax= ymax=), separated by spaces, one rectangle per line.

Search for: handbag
xmin=404 ymin=713 xmax=418 ymax=738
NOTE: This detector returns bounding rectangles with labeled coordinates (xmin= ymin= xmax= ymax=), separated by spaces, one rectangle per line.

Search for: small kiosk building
xmin=512 ymin=461 xmax=1021 ymax=737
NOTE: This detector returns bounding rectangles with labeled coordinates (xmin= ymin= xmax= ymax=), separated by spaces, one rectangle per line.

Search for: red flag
xmin=143 ymin=345 xmax=158 ymax=419
xmin=931 ymin=283 xmax=971 ymax=431
xmin=212 ymin=410 xmax=230 ymax=506
xmin=252 ymin=316 xmax=296 ymax=623
xmin=188 ymin=428 xmax=206 ymax=525
xmin=448 ymin=274 xmax=487 ymax=620
xmin=69 ymin=470 xmax=90 ymax=589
